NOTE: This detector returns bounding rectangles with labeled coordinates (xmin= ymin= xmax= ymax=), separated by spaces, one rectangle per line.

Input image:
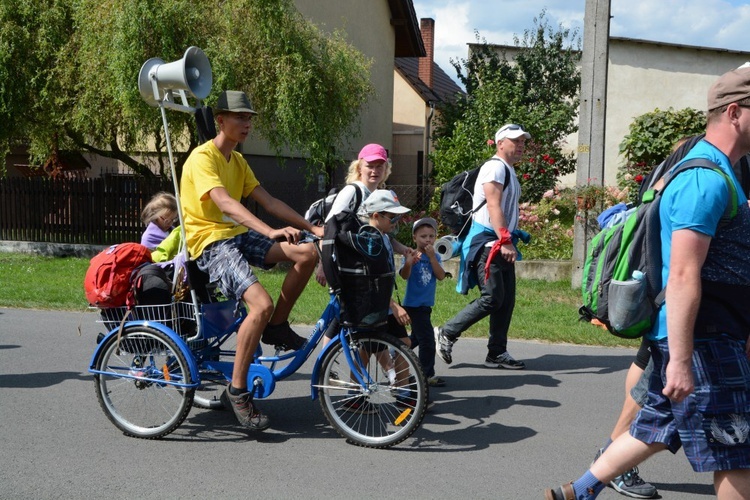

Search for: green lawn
xmin=0 ymin=252 xmax=639 ymax=348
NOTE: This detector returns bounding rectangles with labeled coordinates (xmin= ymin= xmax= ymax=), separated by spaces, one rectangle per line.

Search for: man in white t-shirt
xmin=435 ymin=123 xmax=529 ymax=369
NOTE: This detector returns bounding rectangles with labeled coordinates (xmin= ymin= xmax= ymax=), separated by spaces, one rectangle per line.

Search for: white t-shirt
xmin=472 ymin=156 xmax=520 ymax=233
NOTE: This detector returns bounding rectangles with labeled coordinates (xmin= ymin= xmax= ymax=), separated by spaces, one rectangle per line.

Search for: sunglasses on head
xmin=499 ymin=124 xmax=523 ymax=132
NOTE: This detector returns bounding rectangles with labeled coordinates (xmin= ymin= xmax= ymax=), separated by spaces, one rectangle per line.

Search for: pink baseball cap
xmin=358 ymin=143 xmax=388 ymax=163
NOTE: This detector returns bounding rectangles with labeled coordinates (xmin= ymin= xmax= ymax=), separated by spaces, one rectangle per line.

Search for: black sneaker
xmin=484 ymin=351 xmax=525 ymax=370
xmin=609 ymin=467 xmax=658 ymax=499
xmin=220 ymin=388 xmax=271 ymax=430
xmin=434 ymin=326 xmax=454 ymax=364
xmin=262 ymin=321 xmax=306 ymax=351
xmin=341 ymin=396 xmax=376 ymax=414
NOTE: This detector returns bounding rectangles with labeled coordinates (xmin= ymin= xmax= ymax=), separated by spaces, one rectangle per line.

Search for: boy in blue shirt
xmin=401 ymin=217 xmax=446 ymax=387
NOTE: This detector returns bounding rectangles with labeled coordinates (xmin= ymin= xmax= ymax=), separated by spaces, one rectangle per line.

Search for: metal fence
xmin=0 ymin=176 xmax=437 ymax=246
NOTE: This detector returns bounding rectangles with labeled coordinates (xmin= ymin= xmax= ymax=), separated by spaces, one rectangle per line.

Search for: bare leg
xmin=590 ymin=433 xmax=666 ymax=484
xmin=714 ymin=469 xmax=750 ymax=499
xmin=264 ymin=242 xmax=317 ymax=325
xmin=231 ymin=282 xmax=273 ymax=390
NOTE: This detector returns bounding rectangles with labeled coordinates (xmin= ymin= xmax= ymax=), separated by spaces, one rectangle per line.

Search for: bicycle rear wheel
xmin=94 ymin=325 xmax=194 ymax=439
xmin=316 ymin=332 xmax=427 ymax=448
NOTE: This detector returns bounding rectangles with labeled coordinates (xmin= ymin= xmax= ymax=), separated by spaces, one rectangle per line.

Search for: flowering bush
xmin=517 ymin=194 xmax=575 ymax=260
xmin=515 ymin=140 xmax=577 ymax=202
xmin=517 ymin=182 xmax=628 ymax=259
xmin=617 ymin=107 xmax=705 ymax=203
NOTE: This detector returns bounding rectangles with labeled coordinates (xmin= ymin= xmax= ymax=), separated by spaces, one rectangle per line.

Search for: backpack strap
xmin=656 ymin=158 xmax=739 ymax=227
xmin=351 ymin=183 xmax=363 ymax=213
xmin=735 ymin=154 xmax=750 ymax=198
xmin=649 ymin=158 xmax=739 ymax=309
xmin=471 ymin=158 xmax=511 ymax=215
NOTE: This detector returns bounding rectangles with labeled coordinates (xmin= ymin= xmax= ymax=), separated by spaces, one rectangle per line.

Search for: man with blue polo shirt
xmin=546 ymin=66 xmax=750 ymax=500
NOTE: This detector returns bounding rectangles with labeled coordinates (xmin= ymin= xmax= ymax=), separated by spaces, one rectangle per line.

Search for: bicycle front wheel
xmin=94 ymin=325 xmax=194 ymax=439
xmin=316 ymin=332 xmax=427 ymax=448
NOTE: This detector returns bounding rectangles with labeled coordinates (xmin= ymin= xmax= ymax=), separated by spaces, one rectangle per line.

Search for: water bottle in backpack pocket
xmin=607 ymin=271 xmax=653 ymax=335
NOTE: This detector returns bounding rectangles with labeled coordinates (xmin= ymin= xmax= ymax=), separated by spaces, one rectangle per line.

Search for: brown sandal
xmin=544 ymin=482 xmax=575 ymax=500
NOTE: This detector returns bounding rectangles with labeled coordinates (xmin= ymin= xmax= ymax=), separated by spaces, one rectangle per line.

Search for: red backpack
xmin=84 ymin=243 xmax=152 ymax=308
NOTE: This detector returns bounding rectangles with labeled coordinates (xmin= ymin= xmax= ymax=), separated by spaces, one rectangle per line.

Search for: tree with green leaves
xmin=617 ymin=107 xmax=706 ymax=201
xmin=0 ymin=0 xmax=373 ymax=179
xmin=431 ymin=11 xmax=581 ymax=202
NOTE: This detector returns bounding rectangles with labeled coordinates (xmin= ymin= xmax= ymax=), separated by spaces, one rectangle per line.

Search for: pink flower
xmin=487 ymin=139 xmax=495 ymax=146
xmin=542 ymin=189 xmax=554 ymax=199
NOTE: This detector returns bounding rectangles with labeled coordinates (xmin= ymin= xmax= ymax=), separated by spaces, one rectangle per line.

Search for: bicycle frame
xmin=89 ymin=292 xmax=375 ymax=400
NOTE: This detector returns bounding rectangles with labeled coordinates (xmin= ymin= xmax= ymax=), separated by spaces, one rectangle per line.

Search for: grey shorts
xmin=196 ymin=231 xmax=276 ymax=300
xmin=630 ymin=357 xmax=653 ymax=407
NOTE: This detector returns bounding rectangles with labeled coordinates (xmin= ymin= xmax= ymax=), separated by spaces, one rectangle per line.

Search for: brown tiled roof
xmin=395 ymin=57 xmax=465 ymax=105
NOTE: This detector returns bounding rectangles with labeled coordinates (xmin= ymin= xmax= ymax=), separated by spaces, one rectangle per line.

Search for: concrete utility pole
xmin=572 ymin=0 xmax=611 ymax=288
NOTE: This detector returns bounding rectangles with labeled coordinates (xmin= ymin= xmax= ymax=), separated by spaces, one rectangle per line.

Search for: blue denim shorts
xmin=196 ymin=231 xmax=275 ymax=300
xmin=630 ymin=336 xmax=750 ymax=472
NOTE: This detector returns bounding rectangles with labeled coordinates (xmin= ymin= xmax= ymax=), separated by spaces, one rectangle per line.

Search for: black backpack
xmin=439 ymin=158 xmax=510 ymax=238
xmin=132 ymin=263 xmax=172 ymax=306
xmin=320 ymin=210 xmax=394 ymax=329
xmin=305 ymin=184 xmax=363 ymax=227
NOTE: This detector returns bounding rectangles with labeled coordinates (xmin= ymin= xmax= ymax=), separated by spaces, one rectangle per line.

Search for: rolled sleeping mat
xmin=435 ymin=235 xmax=461 ymax=261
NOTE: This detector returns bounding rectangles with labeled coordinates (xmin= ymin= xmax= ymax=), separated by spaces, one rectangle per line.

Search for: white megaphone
xmin=138 ymin=46 xmax=212 ymax=110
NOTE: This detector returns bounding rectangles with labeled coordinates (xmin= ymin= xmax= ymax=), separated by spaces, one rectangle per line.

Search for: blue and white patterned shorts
xmin=196 ymin=231 xmax=276 ymax=300
xmin=631 ymin=336 xmax=750 ymax=472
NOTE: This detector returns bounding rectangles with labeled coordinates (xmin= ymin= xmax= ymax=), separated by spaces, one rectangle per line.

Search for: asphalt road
xmin=0 ymin=308 xmax=714 ymax=499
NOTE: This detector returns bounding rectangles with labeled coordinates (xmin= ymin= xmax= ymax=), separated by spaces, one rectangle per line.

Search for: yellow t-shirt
xmin=180 ymin=141 xmax=260 ymax=258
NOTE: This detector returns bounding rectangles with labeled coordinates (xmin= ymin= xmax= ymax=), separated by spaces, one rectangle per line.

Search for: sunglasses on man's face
xmin=379 ymin=212 xmax=402 ymax=224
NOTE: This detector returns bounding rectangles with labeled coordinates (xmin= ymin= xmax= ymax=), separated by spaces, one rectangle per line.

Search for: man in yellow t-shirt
xmin=181 ymin=90 xmax=324 ymax=430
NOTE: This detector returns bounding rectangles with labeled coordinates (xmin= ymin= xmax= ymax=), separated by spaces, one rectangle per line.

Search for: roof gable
xmin=388 ymin=0 xmax=425 ymax=57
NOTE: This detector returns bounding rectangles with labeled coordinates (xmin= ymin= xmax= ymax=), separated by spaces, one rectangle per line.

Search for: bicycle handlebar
xmin=298 ymin=229 xmax=320 ymax=244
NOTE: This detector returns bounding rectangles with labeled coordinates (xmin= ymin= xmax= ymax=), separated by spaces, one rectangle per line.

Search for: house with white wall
xmin=480 ymin=37 xmax=750 ymax=186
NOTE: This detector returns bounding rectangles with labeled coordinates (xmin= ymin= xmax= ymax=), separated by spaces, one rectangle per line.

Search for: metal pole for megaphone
xmin=156 ymin=102 xmax=188 ymax=250
xmin=137 ymin=47 xmax=212 ymax=324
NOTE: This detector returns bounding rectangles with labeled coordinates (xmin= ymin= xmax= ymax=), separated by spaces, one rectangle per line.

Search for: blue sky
xmin=413 ymin=0 xmax=750 ymax=85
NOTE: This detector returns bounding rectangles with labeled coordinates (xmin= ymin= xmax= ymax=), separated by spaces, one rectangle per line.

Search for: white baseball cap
xmin=495 ymin=124 xmax=531 ymax=142
xmin=362 ymin=190 xmax=411 ymax=215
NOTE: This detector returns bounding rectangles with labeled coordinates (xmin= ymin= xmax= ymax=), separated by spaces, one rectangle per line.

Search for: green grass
xmin=0 ymin=252 xmax=639 ymax=347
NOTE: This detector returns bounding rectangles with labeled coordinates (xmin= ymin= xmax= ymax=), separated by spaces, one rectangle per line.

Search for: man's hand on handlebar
xmin=269 ymin=226 xmax=303 ymax=244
